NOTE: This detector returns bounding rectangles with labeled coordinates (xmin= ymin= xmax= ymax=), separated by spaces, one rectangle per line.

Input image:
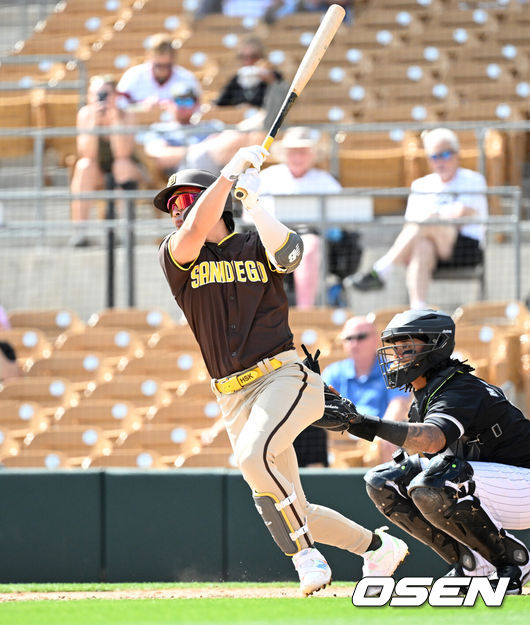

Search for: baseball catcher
xmin=308 ymin=309 xmax=530 ymax=595
xmin=154 ymin=149 xmax=408 ymax=596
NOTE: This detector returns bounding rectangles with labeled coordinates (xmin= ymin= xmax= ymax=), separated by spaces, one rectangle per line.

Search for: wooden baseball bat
xmin=234 ymin=4 xmax=346 ymax=200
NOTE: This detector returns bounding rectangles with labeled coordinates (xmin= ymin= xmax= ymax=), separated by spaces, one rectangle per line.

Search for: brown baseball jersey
xmin=158 ymin=230 xmax=294 ymax=380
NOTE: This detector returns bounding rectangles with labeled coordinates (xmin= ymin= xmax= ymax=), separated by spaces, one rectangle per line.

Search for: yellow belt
xmin=215 ymin=358 xmax=283 ymax=394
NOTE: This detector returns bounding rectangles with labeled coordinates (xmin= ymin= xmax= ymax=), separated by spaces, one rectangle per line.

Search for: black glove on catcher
xmin=301 ymin=345 xmax=413 ymax=445
xmin=301 ymin=344 xmax=371 ymax=435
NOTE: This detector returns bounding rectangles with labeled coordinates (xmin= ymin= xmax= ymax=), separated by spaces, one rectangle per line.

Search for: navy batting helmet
xmin=377 ymin=309 xmax=455 ymax=389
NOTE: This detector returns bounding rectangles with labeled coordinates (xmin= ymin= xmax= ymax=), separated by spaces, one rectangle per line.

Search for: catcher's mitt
xmin=301 ymin=344 xmax=365 ymax=433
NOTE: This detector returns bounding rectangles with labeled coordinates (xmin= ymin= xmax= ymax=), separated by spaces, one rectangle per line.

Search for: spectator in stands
xmin=117 ymin=34 xmax=200 ymax=109
xmin=0 ymin=305 xmax=9 ymax=330
xmin=141 ymin=83 xmax=265 ymax=181
xmin=0 ymin=341 xmax=22 ymax=383
xmin=70 ymin=75 xmax=144 ymax=247
xmin=258 ymin=126 xmax=344 ymax=308
xmin=322 ymin=315 xmax=410 ymax=464
xmin=351 ymin=128 xmax=488 ymax=310
xmin=215 ymin=36 xmax=284 ymax=109
xmin=195 ymin=0 xmax=276 ymax=19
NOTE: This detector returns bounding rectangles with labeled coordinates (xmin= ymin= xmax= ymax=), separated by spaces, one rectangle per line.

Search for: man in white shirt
xmin=258 ymin=126 xmax=342 ymax=308
xmin=117 ymin=34 xmax=200 ymax=108
xmin=352 ymin=128 xmax=488 ymax=309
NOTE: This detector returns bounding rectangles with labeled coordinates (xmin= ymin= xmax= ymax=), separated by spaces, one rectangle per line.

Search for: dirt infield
xmin=0 ymin=585 xmax=350 ymax=602
xmin=0 ymin=584 xmax=528 ymax=602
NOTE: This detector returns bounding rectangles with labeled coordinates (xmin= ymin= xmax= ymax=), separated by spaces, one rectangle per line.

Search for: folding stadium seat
xmin=87 ymin=307 xmax=175 ymax=341
xmin=453 ymin=300 xmax=530 ymax=329
xmin=333 ymin=25 xmax=405 ymax=51
xmin=146 ymin=398 xmax=221 ymax=431
xmin=354 ymin=8 xmax=425 ymax=35
xmin=26 ymin=352 xmax=114 ymax=392
xmin=0 ymin=377 xmax=79 ymax=415
xmin=54 ymin=399 xmax=143 ymax=441
xmin=452 ymin=323 xmax=501 ymax=363
xmin=0 ymin=431 xmax=21 ymax=461
xmin=0 ymin=328 xmax=52 ymax=369
xmin=434 ymin=8 xmax=498 ymax=37
xmin=114 ymin=424 xmax=201 ymax=464
xmin=366 ymin=306 xmax=408 ymax=337
xmin=8 ymin=309 xmax=85 ymax=343
xmin=407 ymin=26 xmax=481 ymax=53
xmin=0 ymin=450 xmax=69 ymax=469
xmin=0 ymin=96 xmax=33 ymax=158
xmin=22 ymin=425 xmax=113 ymax=467
xmin=83 ymin=376 xmax=172 ymax=413
xmin=338 ymin=142 xmax=407 ymax=215
xmin=146 ymin=325 xmax=199 ymax=352
xmin=0 ymin=400 xmax=49 ymax=440
xmin=176 ymin=448 xmax=237 ymax=469
xmin=290 ymin=327 xmax=336 ymax=359
xmin=31 ymin=91 xmax=80 ymax=166
xmin=55 ymin=327 xmax=145 ymax=365
xmin=176 ymin=380 xmax=216 ymax=403
xmin=288 ymin=307 xmax=351 ymax=331
xmin=88 ymin=449 xmax=166 ymax=469
xmin=115 ymin=351 xmax=208 ymax=391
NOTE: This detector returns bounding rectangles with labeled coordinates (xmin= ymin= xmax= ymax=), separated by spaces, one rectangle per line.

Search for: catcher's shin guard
xmin=253 ymin=491 xmax=310 ymax=556
xmin=408 ymin=455 xmax=529 ymax=569
xmin=365 ymin=452 xmax=476 ymax=569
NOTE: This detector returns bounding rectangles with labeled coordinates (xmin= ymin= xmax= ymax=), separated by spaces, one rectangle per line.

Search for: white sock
xmin=373 ymin=258 xmax=394 ymax=282
xmin=410 ymin=299 xmax=428 ymax=310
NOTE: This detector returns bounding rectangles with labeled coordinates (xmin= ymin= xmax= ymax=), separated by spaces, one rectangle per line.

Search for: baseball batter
xmin=334 ymin=309 xmax=530 ymax=594
xmin=154 ymin=146 xmax=408 ymax=595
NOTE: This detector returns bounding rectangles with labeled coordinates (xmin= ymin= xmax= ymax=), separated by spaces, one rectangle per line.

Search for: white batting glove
xmin=220 ymin=145 xmax=268 ymax=181
xmin=236 ymin=168 xmax=261 ymax=210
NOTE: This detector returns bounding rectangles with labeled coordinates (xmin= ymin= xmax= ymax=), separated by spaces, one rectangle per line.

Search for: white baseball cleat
xmin=361 ymin=526 xmax=409 ymax=597
xmin=292 ymin=547 xmax=332 ymax=596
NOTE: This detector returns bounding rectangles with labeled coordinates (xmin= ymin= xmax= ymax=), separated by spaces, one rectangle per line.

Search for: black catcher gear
xmin=377 ymin=309 xmax=456 ymax=389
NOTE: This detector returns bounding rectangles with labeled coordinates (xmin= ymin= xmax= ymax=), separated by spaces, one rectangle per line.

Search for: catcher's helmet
xmin=153 ymin=169 xmax=234 ymax=231
xmin=377 ymin=309 xmax=455 ymax=389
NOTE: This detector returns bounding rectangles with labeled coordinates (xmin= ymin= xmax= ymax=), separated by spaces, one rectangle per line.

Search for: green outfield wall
xmin=0 ymin=468 xmax=528 ymax=583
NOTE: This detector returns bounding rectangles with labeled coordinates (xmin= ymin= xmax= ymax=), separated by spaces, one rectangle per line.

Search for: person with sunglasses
xmin=155 ymin=151 xmax=408 ymax=596
xmin=142 ymin=82 xmax=266 ymax=184
xmin=116 ymin=34 xmax=200 ymax=110
xmin=351 ymin=128 xmax=488 ymax=309
xmin=322 ymin=316 xmax=410 ymax=464
xmin=215 ymin=36 xmax=284 ymax=109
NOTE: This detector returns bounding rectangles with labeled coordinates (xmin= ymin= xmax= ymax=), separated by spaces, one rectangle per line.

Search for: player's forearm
xmin=348 ymin=418 xmax=446 ymax=454
xmin=247 ymin=203 xmax=294 ymax=256
xmin=181 ymin=176 xmax=232 ymax=238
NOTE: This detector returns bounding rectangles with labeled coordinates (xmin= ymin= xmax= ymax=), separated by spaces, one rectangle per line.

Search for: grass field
xmin=0 ymin=583 xmax=528 ymax=625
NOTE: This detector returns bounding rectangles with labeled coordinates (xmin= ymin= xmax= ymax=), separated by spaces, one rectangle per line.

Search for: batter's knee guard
xmin=408 ymin=455 xmax=529 ymax=569
xmin=364 ymin=451 xmax=475 ymax=569
xmin=253 ymin=491 xmax=311 ymax=556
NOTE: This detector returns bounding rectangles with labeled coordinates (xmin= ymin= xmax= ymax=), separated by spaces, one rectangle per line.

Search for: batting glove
xmin=236 ymin=168 xmax=260 ymax=210
xmin=220 ymin=145 xmax=268 ymax=181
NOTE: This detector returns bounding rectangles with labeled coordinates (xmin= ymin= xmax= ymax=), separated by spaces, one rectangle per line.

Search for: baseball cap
xmin=278 ymin=126 xmax=321 ymax=149
xmin=171 ymin=83 xmax=200 ymax=101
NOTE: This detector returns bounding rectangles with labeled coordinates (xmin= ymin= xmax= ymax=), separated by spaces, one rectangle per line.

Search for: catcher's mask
xmin=377 ymin=309 xmax=455 ymax=389
xmin=153 ymin=169 xmax=234 ymax=232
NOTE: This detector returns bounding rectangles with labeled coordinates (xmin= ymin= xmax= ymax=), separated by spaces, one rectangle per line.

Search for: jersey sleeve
xmin=423 ymin=377 xmax=484 ymax=447
xmin=158 ymin=234 xmax=198 ymax=297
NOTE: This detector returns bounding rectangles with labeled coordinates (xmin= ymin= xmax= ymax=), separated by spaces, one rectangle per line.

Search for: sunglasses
xmin=174 ymin=96 xmax=196 ymax=108
xmin=428 ymin=149 xmax=455 ymax=161
xmin=153 ymin=62 xmax=172 ymax=70
xmin=167 ymin=191 xmax=200 ymax=214
xmin=344 ymin=332 xmax=370 ymax=342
